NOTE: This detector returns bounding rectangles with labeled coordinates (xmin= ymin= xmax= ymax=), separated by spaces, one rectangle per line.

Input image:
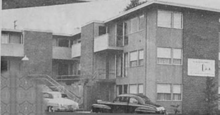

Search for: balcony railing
xmin=94 ymin=34 xmax=123 ymax=52
xmin=72 ymin=43 xmax=81 ymax=58
xmin=1 ymin=43 xmax=24 ymax=57
xmin=52 ymin=46 xmax=71 ymax=60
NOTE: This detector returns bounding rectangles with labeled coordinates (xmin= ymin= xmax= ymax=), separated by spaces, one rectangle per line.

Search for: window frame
xmin=157 ymin=10 xmax=183 ymax=29
xmin=130 ymin=51 xmax=138 ymax=67
xmin=172 ymin=84 xmax=182 ymax=101
xmin=123 ymin=52 xmax=129 ymax=77
xmin=157 ymin=83 xmax=182 ymax=101
xmin=157 ymin=84 xmax=172 ymax=101
xmin=157 ymin=47 xmax=172 ymax=65
xmin=138 ymin=49 xmax=144 ymax=66
xmin=157 ymin=47 xmax=182 ymax=65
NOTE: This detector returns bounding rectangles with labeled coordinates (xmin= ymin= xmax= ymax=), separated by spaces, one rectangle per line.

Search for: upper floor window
xmin=129 ymin=84 xmax=143 ymax=94
xmin=157 ymin=10 xmax=182 ymax=29
xmin=98 ymin=26 xmax=106 ymax=36
xmin=157 ymin=47 xmax=182 ymax=65
xmin=124 ymin=52 xmax=129 ymax=77
xmin=53 ymin=38 xmax=72 ymax=48
xmin=130 ymin=51 xmax=138 ymax=67
xmin=157 ymin=47 xmax=172 ymax=64
xmin=130 ymin=14 xmax=145 ymax=33
xmin=138 ymin=49 xmax=144 ymax=66
xmin=1 ymin=32 xmax=22 ymax=44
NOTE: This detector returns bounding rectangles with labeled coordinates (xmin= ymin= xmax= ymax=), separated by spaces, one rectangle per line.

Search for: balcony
xmin=71 ymin=43 xmax=81 ymax=58
xmin=1 ymin=43 xmax=24 ymax=57
xmin=53 ymin=46 xmax=71 ymax=60
xmin=94 ymin=34 xmax=123 ymax=52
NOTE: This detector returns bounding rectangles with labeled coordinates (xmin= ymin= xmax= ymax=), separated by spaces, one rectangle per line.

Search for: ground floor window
xmin=117 ymin=84 xmax=128 ymax=95
xmin=1 ymin=59 xmax=9 ymax=72
xmin=129 ymin=84 xmax=143 ymax=94
xmin=157 ymin=84 xmax=182 ymax=101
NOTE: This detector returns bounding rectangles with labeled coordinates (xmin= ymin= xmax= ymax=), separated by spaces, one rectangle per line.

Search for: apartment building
xmin=1 ymin=0 xmax=220 ymax=114
xmin=1 ymin=29 xmax=82 ymax=114
xmin=74 ymin=1 xmax=220 ymax=114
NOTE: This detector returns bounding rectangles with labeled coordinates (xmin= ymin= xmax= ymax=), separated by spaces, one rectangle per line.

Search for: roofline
xmin=104 ymin=0 xmax=220 ymax=23
xmin=2 ymin=28 xmax=23 ymax=33
xmin=81 ymin=20 xmax=104 ymax=27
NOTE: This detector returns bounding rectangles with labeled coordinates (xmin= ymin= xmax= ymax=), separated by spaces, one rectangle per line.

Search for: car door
xmin=112 ymin=96 xmax=129 ymax=113
xmin=127 ymin=97 xmax=141 ymax=113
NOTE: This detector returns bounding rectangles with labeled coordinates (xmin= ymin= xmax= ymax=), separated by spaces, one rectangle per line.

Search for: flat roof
xmin=105 ymin=0 xmax=220 ymax=23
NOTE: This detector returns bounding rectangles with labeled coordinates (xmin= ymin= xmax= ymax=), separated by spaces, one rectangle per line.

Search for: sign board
xmin=188 ymin=58 xmax=215 ymax=77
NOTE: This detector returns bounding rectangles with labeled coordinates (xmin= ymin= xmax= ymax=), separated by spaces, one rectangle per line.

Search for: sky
xmin=2 ymin=0 xmax=220 ymax=35
xmin=2 ymin=0 xmax=131 ymax=35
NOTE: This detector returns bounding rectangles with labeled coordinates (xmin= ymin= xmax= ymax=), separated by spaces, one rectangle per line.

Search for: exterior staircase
xmin=27 ymin=74 xmax=82 ymax=104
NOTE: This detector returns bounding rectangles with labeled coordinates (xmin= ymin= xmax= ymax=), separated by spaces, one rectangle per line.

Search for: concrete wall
xmin=182 ymin=10 xmax=220 ymax=114
xmin=145 ymin=8 xmax=157 ymax=103
xmin=1 ymin=44 xmax=24 ymax=57
xmin=52 ymin=46 xmax=71 ymax=60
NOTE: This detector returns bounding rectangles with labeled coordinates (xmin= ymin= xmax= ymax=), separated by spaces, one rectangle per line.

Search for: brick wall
xmin=182 ymin=10 xmax=220 ymax=114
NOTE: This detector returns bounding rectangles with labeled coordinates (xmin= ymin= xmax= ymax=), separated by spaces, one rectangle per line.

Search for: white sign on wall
xmin=188 ymin=58 xmax=215 ymax=77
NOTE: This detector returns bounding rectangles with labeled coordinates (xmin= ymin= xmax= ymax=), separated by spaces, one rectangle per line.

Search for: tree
xmin=204 ymin=77 xmax=219 ymax=115
xmin=124 ymin=0 xmax=147 ymax=11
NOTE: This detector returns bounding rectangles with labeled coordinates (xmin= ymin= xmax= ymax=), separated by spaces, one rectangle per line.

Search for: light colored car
xmin=43 ymin=91 xmax=79 ymax=112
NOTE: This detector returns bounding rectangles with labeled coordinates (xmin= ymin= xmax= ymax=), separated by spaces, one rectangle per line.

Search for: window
xmin=10 ymin=33 xmax=22 ymax=44
xmin=130 ymin=51 xmax=138 ymax=67
xmin=157 ymin=48 xmax=172 ymax=64
xmin=117 ymin=85 xmax=123 ymax=95
xmin=173 ymin=49 xmax=182 ymax=65
xmin=116 ymin=22 xmax=123 ymax=47
xmin=1 ymin=59 xmax=9 ymax=72
xmin=117 ymin=85 xmax=128 ymax=95
xmin=173 ymin=85 xmax=182 ymax=101
xmin=158 ymin=10 xmax=172 ymax=28
xmin=139 ymin=15 xmax=145 ymax=30
xmin=157 ymin=84 xmax=182 ymax=101
xmin=138 ymin=49 xmax=144 ymax=66
xmin=1 ymin=32 xmax=22 ymax=44
xmin=131 ymin=17 xmax=139 ymax=33
xmin=58 ymin=39 xmax=69 ymax=47
xmin=124 ymin=53 xmax=128 ymax=77
xmin=124 ymin=21 xmax=129 ymax=46
xmin=138 ymin=84 xmax=143 ymax=94
xmin=124 ymin=85 xmax=128 ymax=94
xmin=129 ymin=84 xmax=138 ymax=94
xmin=173 ymin=12 xmax=182 ymax=29
xmin=99 ymin=26 xmax=106 ymax=36
xmin=1 ymin=33 xmax=9 ymax=43
xmin=157 ymin=10 xmax=182 ymax=29
xmin=116 ymin=54 xmax=122 ymax=77
xmin=157 ymin=48 xmax=182 ymax=65
xmin=157 ymin=84 xmax=171 ymax=101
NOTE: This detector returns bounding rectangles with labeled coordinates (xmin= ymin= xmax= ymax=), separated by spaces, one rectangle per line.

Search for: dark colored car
xmin=91 ymin=94 xmax=166 ymax=114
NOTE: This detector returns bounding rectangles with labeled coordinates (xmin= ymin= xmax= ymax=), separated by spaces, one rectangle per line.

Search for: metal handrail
xmin=28 ymin=74 xmax=81 ymax=103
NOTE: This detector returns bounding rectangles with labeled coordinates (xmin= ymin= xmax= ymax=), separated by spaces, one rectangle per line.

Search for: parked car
xmin=91 ymin=93 xmax=166 ymax=114
xmin=43 ymin=91 xmax=79 ymax=112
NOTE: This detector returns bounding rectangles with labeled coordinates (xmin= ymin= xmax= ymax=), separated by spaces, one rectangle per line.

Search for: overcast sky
xmin=2 ymin=0 xmax=220 ymax=35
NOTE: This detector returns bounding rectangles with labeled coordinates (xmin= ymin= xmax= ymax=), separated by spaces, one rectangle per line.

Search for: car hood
xmin=144 ymin=102 xmax=161 ymax=107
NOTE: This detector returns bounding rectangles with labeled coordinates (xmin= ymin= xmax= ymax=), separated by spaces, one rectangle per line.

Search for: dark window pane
xmin=58 ymin=39 xmax=69 ymax=47
xmin=99 ymin=26 xmax=106 ymax=36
